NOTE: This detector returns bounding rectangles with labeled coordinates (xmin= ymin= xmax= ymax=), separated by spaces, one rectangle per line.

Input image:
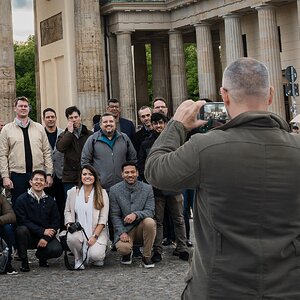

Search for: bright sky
xmin=12 ymin=0 xmax=34 ymax=42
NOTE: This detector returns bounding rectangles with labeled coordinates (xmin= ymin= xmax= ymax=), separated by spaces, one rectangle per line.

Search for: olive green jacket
xmin=145 ymin=112 xmax=300 ymax=300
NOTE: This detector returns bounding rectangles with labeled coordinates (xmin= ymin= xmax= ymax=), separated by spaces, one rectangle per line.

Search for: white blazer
xmin=64 ymin=186 xmax=109 ymax=245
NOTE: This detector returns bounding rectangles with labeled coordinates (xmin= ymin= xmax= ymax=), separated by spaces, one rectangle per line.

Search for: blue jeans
xmin=0 ymin=224 xmax=15 ymax=263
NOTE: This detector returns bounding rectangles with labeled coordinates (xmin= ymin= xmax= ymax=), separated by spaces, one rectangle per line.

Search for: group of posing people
xmin=0 ymin=95 xmax=191 ymax=274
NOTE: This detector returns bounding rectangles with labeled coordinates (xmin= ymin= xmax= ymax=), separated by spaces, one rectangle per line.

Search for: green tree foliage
xmin=14 ymin=35 xmax=36 ymax=120
xmin=185 ymin=43 xmax=199 ymax=100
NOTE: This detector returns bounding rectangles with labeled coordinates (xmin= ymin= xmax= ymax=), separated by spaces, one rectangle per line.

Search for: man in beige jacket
xmin=0 ymin=96 xmax=53 ymax=206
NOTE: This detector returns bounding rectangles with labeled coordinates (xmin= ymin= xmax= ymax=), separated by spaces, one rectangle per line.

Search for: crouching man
xmin=14 ymin=170 xmax=63 ymax=272
xmin=110 ymin=162 xmax=156 ymax=268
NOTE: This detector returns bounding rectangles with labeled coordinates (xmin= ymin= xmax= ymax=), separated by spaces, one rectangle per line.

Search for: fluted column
xmin=257 ymin=5 xmax=285 ymax=118
xmin=74 ymin=0 xmax=106 ymax=125
xmin=0 ymin=0 xmax=15 ymax=122
xmin=134 ymin=42 xmax=148 ymax=109
xmin=152 ymin=39 xmax=169 ymax=102
xmin=116 ymin=31 xmax=136 ymax=123
xmin=195 ymin=23 xmax=217 ymax=100
xmin=108 ymin=33 xmax=119 ymax=100
xmin=169 ymin=30 xmax=188 ymax=110
xmin=223 ymin=14 xmax=244 ymax=65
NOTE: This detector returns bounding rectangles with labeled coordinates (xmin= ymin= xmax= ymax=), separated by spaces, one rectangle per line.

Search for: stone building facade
xmin=0 ymin=0 xmax=299 ymax=127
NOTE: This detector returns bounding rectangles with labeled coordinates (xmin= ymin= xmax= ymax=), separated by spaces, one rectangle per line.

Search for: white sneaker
xmin=75 ymin=259 xmax=85 ymax=270
xmin=93 ymin=260 xmax=104 ymax=267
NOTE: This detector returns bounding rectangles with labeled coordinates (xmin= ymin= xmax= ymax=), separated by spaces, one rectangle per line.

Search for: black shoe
xmin=186 ymin=240 xmax=194 ymax=248
xmin=121 ymin=251 xmax=133 ymax=265
xmin=179 ymin=251 xmax=190 ymax=261
xmin=111 ymin=244 xmax=117 ymax=252
xmin=172 ymin=249 xmax=180 ymax=256
xmin=5 ymin=263 xmax=18 ymax=275
xmin=142 ymin=256 xmax=155 ymax=268
xmin=20 ymin=258 xmax=30 ymax=272
xmin=132 ymin=246 xmax=142 ymax=258
xmin=151 ymin=252 xmax=162 ymax=263
xmin=162 ymin=238 xmax=172 ymax=246
xmin=39 ymin=260 xmax=49 ymax=268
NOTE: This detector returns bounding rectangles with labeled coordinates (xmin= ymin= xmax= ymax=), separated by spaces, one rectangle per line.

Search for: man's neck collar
xmin=45 ymin=126 xmax=57 ymax=133
xmin=15 ymin=117 xmax=29 ymax=127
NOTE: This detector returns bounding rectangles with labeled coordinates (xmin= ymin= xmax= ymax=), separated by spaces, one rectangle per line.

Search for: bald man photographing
xmin=145 ymin=58 xmax=300 ymax=299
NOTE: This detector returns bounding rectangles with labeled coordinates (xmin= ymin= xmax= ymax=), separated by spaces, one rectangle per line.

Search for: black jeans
xmin=10 ymin=172 xmax=31 ymax=206
xmin=45 ymin=175 xmax=65 ymax=230
xmin=15 ymin=226 xmax=62 ymax=261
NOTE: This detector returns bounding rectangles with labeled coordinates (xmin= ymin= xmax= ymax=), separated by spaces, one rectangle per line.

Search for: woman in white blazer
xmin=64 ymin=165 xmax=109 ymax=269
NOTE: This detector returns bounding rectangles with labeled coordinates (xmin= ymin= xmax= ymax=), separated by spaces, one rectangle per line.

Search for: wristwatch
xmin=92 ymin=233 xmax=99 ymax=239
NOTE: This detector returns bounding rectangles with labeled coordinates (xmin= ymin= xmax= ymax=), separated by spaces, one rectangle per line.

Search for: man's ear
xmin=220 ymin=87 xmax=230 ymax=106
xmin=268 ymin=86 xmax=274 ymax=106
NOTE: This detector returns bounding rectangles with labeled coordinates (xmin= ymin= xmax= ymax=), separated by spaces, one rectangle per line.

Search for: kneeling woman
xmin=64 ymin=165 xmax=109 ymax=269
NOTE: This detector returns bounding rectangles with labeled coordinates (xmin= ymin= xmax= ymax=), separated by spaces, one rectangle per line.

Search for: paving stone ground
xmin=1 ymin=221 xmax=194 ymax=300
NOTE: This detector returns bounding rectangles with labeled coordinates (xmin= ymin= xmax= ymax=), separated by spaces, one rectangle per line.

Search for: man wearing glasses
xmin=94 ymin=98 xmax=136 ymax=141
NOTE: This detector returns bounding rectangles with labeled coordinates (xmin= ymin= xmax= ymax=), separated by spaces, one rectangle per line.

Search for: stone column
xmin=152 ymin=39 xmax=168 ymax=102
xmin=195 ymin=23 xmax=217 ymax=100
xmin=116 ymin=31 xmax=136 ymax=123
xmin=257 ymin=5 xmax=285 ymax=118
xmin=134 ymin=42 xmax=149 ymax=109
xmin=108 ymin=33 xmax=119 ymax=100
xmin=169 ymin=30 xmax=188 ymax=110
xmin=0 ymin=0 xmax=15 ymax=122
xmin=74 ymin=0 xmax=106 ymax=125
xmin=163 ymin=42 xmax=172 ymax=113
xmin=33 ymin=0 xmax=41 ymax=123
xmin=223 ymin=14 xmax=244 ymax=65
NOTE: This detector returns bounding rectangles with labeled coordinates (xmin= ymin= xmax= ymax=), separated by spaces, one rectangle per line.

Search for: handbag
xmin=0 ymin=238 xmax=9 ymax=274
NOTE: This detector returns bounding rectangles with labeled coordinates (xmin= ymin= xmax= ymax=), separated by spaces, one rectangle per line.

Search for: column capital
xmin=168 ymin=29 xmax=182 ymax=35
xmin=194 ymin=22 xmax=211 ymax=28
xmin=114 ymin=30 xmax=134 ymax=36
xmin=255 ymin=4 xmax=275 ymax=11
xmin=222 ymin=13 xmax=241 ymax=20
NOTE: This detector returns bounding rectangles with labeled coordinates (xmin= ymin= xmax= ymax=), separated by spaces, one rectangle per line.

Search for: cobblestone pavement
xmin=1 ymin=224 xmax=194 ymax=300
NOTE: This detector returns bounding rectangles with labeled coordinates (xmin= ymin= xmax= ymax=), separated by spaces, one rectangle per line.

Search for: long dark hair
xmin=78 ymin=165 xmax=104 ymax=210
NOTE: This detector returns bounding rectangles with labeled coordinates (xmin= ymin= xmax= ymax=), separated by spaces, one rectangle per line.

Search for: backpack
xmin=0 ymin=239 xmax=9 ymax=273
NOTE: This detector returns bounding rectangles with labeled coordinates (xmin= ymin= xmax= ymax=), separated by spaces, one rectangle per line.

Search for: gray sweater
xmin=109 ymin=180 xmax=155 ymax=243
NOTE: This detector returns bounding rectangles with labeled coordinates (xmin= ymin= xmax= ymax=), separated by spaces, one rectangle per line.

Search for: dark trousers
xmin=183 ymin=189 xmax=194 ymax=240
xmin=0 ymin=224 xmax=15 ymax=263
xmin=11 ymin=172 xmax=31 ymax=206
xmin=45 ymin=175 xmax=65 ymax=230
xmin=15 ymin=226 xmax=62 ymax=261
xmin=154 ymin=194 xmax=188 ymax=254
xmin=63 ymin=182 xmax=76 ymax=200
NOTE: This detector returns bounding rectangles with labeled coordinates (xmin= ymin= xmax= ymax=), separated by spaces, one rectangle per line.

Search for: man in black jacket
xmin=138 ymin=113 xmax=189 ymax=263
xmin=14 ymin=170 xmax=62 ymax=272
xmin=56 ymin=106 xmax=92 ymax=198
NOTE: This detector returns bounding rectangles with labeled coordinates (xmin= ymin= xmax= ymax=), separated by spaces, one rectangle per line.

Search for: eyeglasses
xmin=108 ymin=105 xmax=120 ymax=109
